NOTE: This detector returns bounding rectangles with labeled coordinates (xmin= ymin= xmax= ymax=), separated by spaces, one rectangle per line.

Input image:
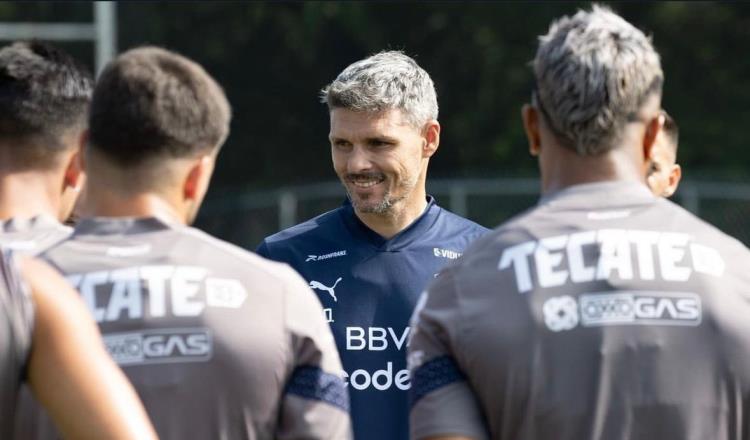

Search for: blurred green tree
xmin=1 ymin=2 xmax=748 ymax=188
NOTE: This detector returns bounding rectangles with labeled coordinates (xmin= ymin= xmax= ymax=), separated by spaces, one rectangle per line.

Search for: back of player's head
xmin=533 ymin=5 xmax=663 ymax=155
xmin=321 ymin=50 xmax=438 ymax=128
xmin=0 ymin=41 xmax=93 ymax=168
xmin=89 ymin=46 xmax=231 ymax=168
xmin=661 ymin=110 xmax=679 ymax=153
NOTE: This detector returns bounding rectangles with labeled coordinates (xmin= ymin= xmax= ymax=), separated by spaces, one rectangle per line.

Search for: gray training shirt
xmin=1 ymin=215 xmax=71 ymax=440
xmin=0 ymin=252 xmax=34 ymax=440
xmin=25 ymin=216 xmax=351 ymax=440
xmin=409 ymin=181 xmax=750 ymax=440
xmin=0 ymin=215 xmax=71 ymax=256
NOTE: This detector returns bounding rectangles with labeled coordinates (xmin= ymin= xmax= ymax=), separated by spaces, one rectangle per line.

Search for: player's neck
xmin=540 ymin=143 xmax=646 ymax=195
xmin=81 ymin=188 xmax=187 ymax=225
xmin=0 ymin=172 xmax=60 ymax=221
xmin=354 ymin=187 xmax=428 ymax=240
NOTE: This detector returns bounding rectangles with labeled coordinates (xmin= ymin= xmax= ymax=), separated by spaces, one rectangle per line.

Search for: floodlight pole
xmin=0 ymin=1 xmax=117 ymax=74
xmin=94 ymin=1 xmax=117 ymax=73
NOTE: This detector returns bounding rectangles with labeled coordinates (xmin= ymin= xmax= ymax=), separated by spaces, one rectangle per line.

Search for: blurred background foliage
xmin=2 ymin=2 xmax=749 ymax=185
xmin=1 ymin=2 xmax=749 ymax=243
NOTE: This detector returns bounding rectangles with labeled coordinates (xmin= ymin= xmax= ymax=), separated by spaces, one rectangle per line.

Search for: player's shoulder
xmin=260 ymin=206 xmax=346 ymax=249
xmin=456 ymin=204 xmax=539 ymax=262
xmin=179 ymin=226 xmax=307 ymax=287
xmin=0 ymin=216 xmax=73 ymax=256
xmin=657 ymin=197 xmax=750 ymax=256
xmin=433 ymin=204 xmax=489 ymax=238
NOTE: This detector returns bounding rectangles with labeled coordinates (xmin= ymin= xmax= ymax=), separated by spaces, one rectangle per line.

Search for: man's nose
xmin=347 ymin=146 xmax=373 ymax=173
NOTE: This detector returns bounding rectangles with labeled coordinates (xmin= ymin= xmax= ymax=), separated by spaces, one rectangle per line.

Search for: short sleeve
xmin=278 ymin=268 xmax=352 ymax=440
xmin=0 ymin=251 xmax=34 ymax=379
xmin=408 ymin=268 xmax=489 ymax=440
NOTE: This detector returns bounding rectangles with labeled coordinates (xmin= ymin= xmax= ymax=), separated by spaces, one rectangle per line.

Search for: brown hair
xmin=0 ymin=41 xmax=93 ymax=168
xmin=89 ymin=46 xmax=231 ymax=167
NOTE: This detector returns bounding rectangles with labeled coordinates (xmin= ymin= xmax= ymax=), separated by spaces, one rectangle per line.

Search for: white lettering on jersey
xmin=106 ymin=244 xmax=152 ymax=257
xmin=106 ymin=268 xmax=142 ymax=321
xmin=497 ymin=229 xmax=723 ymax=293
xmin=535 ymin=235 xmax=569 ymax=288
xmin=305 ymin=250 xmax=347 ymax=262
xmin=171 ymin=267 xmax=207 ymax=316
xmin=596 ymin=229 xmax=633 ymax=281
xmin=497 ymin=241 xmax=536 ymax=293
xmin=690 ymin=243 xmax=725 ymax=277
xmin=342 ymin=326 xmax=413 ymax=390
xmin=433 ymin=248 xmax=462 ymax=259
xmin=104 ymin=327 xmax=213 ymax=366
xmin=543 ymin=291 xmax=702 ymax=331
xmin=140 ymin=266 xmax=173 ymax=317
xmin=658 ymin=233 xmax=691 ymax=281
xmin=205 ymin=278 xmax=248 ymax=308
xmin=346 ymin=326 xmax=410 ymax=351
xmin=587 ymin=210 xmax=631 ymax=220
xmin=343 ymin=362 xmax=410 ymax=391
xmin=567 ymin=231 xmax=596 ymax=283
xmin=67 ymin=265 xmax=245 ymax=323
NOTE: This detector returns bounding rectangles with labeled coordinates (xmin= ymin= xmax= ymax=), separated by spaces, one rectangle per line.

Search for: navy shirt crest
xmin=257 ymin=196 xmax=487 ymax=440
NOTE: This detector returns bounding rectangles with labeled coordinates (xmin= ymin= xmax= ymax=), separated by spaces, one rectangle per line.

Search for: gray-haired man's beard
xmin=341 ymin=171 xmax=418 ymax=215
xmin=350 ymin=192 xmax=400 ymax=214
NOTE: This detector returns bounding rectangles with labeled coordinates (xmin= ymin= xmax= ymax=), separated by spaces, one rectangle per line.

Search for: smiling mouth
xmin=346 ymin=174 xmax=385 ymax=189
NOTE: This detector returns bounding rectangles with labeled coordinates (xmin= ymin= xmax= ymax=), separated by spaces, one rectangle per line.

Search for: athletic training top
xmin=3 ymin=216 xmax=71 ymax=440
xmin=257 ymin=197 xmax=487 ymax=440
xmin=0 ymin=253 xmax=34 ymax=440
xmin=32 ymin=216 xmax=351 ymax=440
xmin=409 ymin=181 xmax=750 ymax=440
xmin=0 ymin=216 xmax=71 ymax=256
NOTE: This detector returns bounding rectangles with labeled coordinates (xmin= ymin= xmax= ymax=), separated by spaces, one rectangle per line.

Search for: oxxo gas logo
xmin=103 ymin=327 xmax=212 ymax=366
xmin=543 ymin=295 xmax=579 ymax=332
xmin=543 ymin=291 xmax=702 ymax=332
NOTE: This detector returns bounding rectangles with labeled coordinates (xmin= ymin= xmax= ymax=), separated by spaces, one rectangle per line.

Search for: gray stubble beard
xmin=344 ymin=174 xmax=417 ymax=216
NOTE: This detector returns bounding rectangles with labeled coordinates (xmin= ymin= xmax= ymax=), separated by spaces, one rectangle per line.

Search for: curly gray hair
xmin=533 ymin=5 xmax=663 ymax=155
xmin=321 ymin=51 xmax=438 ymax=128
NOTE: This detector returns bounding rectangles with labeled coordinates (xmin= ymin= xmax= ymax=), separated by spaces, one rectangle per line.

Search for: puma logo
xmin=309 ymin=277 xmax=342 ymax=302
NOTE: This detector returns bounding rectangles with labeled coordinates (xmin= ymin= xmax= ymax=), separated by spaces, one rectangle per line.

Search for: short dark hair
xmin=0 ymin=41 xmax=93 ymax=166
xmin=89 ymin=46 xmax=231 ymax=167
xmin=661 ymin=111 xmax=679 ymax=152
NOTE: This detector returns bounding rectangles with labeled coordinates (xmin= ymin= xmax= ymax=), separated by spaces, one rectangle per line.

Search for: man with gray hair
xmin=409 ymin=5 xmax=750 ymax=440
xmin=257 ymin=51 xmax=487 ymax=440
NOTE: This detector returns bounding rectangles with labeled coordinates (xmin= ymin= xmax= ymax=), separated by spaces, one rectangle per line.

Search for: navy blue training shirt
xmin=257 ymin=196 xmax=488 ymax=440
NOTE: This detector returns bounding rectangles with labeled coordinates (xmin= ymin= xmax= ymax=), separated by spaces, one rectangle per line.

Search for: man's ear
xmin=422 ymin=120 xmax=440 ymax=159
xmin=183 ymin=155 xmax=215 ymax=201
xmin=63 ymin=130 xmax=88 ymax=192
xmin=643 ymin=114 xmax=664 ymax=165
xmin=522 ymin=104 xmax=541 ymax=156
xmin=664 ymin=164 xmax=682 ymax=197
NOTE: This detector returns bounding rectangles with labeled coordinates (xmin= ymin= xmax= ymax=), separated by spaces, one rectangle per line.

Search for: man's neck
xmin=354 ymin=190 xmax=428 ymax=240
xmin=81 ymin=189 xmax=186 ymax=225
xmin=540 ymin=143 xmax=646 ymax=195
xmin=0 ymin=173 xmax=60 ymax=221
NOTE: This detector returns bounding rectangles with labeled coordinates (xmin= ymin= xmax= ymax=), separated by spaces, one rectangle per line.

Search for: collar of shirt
xmin=2 ymin=214 xmax=69 ymax=234
xmin=339 ymin=195 xmax=440 ymax=252
xmin=73 ymin=215 xmax=180 ymax=236
xmin=538 ymin=180 xmax=656 ymax=209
